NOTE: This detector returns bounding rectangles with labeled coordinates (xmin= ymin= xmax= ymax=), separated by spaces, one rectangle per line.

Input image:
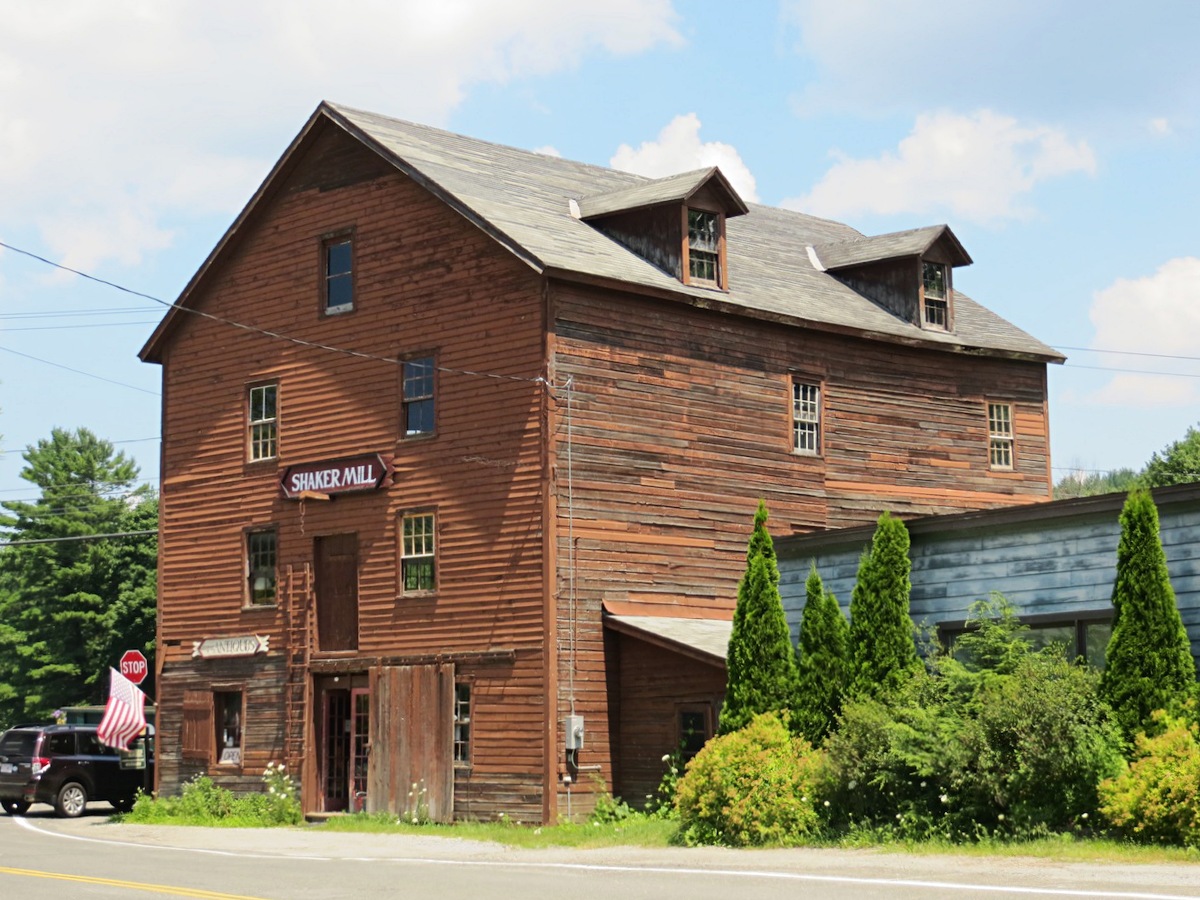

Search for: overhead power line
xmin=0 ymin=530 xmax=156 ymax=548
xmin=0 ymin=345 xmax=159 ymax=396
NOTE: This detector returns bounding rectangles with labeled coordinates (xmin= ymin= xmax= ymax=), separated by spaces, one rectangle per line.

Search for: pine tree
xmin=1101 ymin=489 xmax=1197 ymax=743
xmin=848 ymin=511 xmax=919 ymax=699
xmin=792 ymin=564 xmax=849 ymax=744
xmin=0 ymin=428 xmax=157 ymax=727
xmin=719 ymin=500 xmax=801 ymax=734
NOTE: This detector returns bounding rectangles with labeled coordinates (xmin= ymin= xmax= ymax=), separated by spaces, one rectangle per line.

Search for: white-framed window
xmin=453 ymin=683 xmax=471 ymax=764
xmin=793 ymin=381 xmax=821 ymax=455
xmin=402 ymin=357 xmax=435 ymax=437
xmin=401 ymin=512 xmax=436 ymax=592
xmin=687 ymin=209 xmax=721 ymax=286
xmin=324 ymin=237 xmax=353 ymax=314
xmin=248 ymin=384 xmax=278 ymax=461
xmin=988 ymin=402 xmax=1014 ymax=469
xmin=215 ymin=690 xmax=243 ymax=766
xmin=922 ymin=260 xmax=949 ymax=329
xmin=246 ymin=529 xmax=277 ymax=606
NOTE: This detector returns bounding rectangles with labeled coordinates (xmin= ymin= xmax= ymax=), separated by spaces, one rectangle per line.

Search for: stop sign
xmin=120 ymin=649 xmax=148 ymax=685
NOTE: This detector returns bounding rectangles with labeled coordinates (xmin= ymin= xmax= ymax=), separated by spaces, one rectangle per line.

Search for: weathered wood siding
xmin=153 ymin=120 xmax=551 ymax=811
xmin=547 ymin=280 xmax=1051 ymax=806
xmin=610 ymin=633 xmax=724 ymax=805
xmin=777 ymin=484 xmax=1200 ymax=672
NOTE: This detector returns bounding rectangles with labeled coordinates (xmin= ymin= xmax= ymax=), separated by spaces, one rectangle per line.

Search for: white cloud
xmin=1150 ymin=117 xmax=1173 ymax=136
xmin=0 ymin=0 xmax=682 ymax=270
xmin=786 ymin=110 xmax=1095 ymax=224
xmin=532 ymin=146 xmax=562 ymax=158
xmin=1087 ymin=257 xmax=1200 ymax=407
xmin=610 ymin=114 xmax=759 ymax=203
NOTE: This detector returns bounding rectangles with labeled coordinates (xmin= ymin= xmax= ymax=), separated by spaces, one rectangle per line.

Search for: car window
xmin=0 ymin=731 xmax=38 ymax=757
xmin=44 ymin=733 xmax=75 ymax=755
xmin=78 ymin=733 xmax=117 ymax=756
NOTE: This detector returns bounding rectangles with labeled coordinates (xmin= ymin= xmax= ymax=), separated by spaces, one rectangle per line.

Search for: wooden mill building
xmin=139 ymin=101 xmax=1063 ymax=822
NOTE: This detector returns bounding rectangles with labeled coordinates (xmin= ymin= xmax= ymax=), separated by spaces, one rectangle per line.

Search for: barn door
xmin=367 ymin=664 xmax=454 ymax=822
xmin=314 ymin=534 xmax=358 ymax=651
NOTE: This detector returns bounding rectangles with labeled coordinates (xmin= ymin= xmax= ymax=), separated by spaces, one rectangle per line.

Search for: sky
xmin=2 ymin=0 xmax=1200 ymax=505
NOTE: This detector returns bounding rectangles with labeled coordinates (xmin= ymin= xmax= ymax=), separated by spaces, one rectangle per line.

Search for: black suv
xmin=0 ymin=724 xmax=154 ymax=817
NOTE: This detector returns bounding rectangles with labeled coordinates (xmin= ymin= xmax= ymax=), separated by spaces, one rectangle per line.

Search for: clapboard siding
xmin=154 ymin=122 xmax=551 ymax=814
xmin=777 ymin=484 xmax=1200 ymax=672
xmin=546 ymin=281 xmax=1051 ymax=814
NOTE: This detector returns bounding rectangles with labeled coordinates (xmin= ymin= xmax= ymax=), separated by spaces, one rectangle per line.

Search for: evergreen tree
xmin=1101 ymin=489 xmax=1197 ymax=743
xmin=848 ymin=511 xmax=919 ymax=699
xmin=719 ymin=500 xmax=801 ymax=734
xmin=0 ymin=428 xmax=157 ymax=727
xmin=792 ymin=564 xmax=849 ymax=744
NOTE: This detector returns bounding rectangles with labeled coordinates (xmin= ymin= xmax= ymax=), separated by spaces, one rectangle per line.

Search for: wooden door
xmin=367 ymin=664 xmax=454 ymax=822
xmin=314 ymin=534 xmax=358 ymax=651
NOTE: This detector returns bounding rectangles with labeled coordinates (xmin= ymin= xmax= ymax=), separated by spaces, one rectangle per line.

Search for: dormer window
xmin=922 ymin=261 xmax=949 ymax=329
xmin=687 ymin=209 xmax=722 ymax=286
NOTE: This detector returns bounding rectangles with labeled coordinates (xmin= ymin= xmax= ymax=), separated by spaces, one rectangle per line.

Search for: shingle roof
xmin=142 ymin=102 xmax=1064 ymax=364
xmin=811 ymin=225 xmax=972 ymax=271
xmin=577 ymin=167 xmax=750 ymax=219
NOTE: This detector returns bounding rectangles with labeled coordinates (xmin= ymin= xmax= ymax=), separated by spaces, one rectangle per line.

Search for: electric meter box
xmin=565 ymin=715 xmax=585 ymax=751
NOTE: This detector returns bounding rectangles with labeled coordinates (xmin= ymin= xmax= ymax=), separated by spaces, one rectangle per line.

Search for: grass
xmin=314 ymin=812 xmax=679 ymax=848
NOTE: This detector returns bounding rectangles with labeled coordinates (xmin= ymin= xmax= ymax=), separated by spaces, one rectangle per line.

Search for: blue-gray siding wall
xmin=778 ymin=493 xmax=1200 ymax=672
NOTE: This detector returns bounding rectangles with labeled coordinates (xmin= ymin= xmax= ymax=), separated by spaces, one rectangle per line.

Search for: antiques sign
xmin=279 ymin=453 xmax=390 ymax=499
xmin=193 ymin=634 xmax=270 ymax=659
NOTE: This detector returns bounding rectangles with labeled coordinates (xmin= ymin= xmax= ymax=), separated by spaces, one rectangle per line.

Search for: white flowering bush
xmin=260 ymin=761 xmax=303 ymax=825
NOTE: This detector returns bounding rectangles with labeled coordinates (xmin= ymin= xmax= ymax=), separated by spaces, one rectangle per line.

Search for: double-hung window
xmin=248 ymin=384 xmax=277 ymax=461
xmin=687 ymin=209 xmax=722 ymax=286
xmin=922 ymin=261 xmax=949 ymax=329
xmin=793 ymin=381 xmax=821 ymax=456
xmin=246 ymin=529 xmax=277 ymax=606
xmin=325 ymin=238 xmax=353 ymax=314
xmin=988 ymin=402 xmax=1014 ymax=469
xmin=402 ymin=357 xmax=435 ymax=437
xmin=401 ymin=512 xmax=436 ymax=592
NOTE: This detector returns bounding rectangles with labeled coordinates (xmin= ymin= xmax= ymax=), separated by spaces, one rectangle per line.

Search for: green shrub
xmin=823 ymin=597 xmax=1124 ymax=841
xmin=793 ymin=564 xmax=850 ymax=745
xmin=675 ymin=712 xmax=822 ymax=847
xmin=1099 ymin=712 xmax=1200 ymax=847
xmin=121 ymin=764 xmax=303 ymax=827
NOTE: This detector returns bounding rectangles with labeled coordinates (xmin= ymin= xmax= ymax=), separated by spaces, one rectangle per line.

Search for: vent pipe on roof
xmin=568 ymin=198 xmax=581 ymax=219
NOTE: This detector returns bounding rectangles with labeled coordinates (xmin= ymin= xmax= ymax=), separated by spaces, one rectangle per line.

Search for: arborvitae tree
xmin=848 ymin=511 xmax=919 ymax=699
xmin=792 ymin=564 xmax=850 ymax=745
xmin=1101 ymin=488 xmax=1197 ymax=743
xmin=0 ymin=428 xmax=157 ymax=727
xmin=719 ymin=500 xmax=801 ymax=734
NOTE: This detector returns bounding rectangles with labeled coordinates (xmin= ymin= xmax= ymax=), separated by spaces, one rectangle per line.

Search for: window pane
xmin=249 ymin=386 xmax=278 ymax=461
xmin=217 ymin=692 xmax=242 ymax=765
xmin=1027 ymin=624 xmax=1075 ymax=659
xmin=687 ymin=210 xmax=720 ymax=284
xmin=403 ymin=358 xmax=435 ymax=436
xmin=1084 ymin=622 xmax=1112 ymax=669
xmin=793 ymin=382 xmax=821 ymax=455
xmin=248 ymin=530 xmax=277 ymax=605
xmin=454 ymin=684 xmax=471 ymax=763
xmin=402 ymin=514 xmax=436 ymax=591
xmin=923 ymin=261 xmax=947 ymax=298
xmin=326 ymin=240 xmax=353 ymax=312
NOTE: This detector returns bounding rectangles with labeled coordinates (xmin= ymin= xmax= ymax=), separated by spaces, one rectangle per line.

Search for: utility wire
xmin=0 ymin=239 xmax=544 ymax=387
xmin=0 ymin=345 xmax=159 ymax=396
xmin=0 ymin=530 xmax=156 ymax=548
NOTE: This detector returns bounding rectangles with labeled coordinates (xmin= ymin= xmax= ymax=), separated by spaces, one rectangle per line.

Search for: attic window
xmin=687 ymin=209 xmax=723 ymax=287
xmin=922 ymin=261 xmax=949 ymax=329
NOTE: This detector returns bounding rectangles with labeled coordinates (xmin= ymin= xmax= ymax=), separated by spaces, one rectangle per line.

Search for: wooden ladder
xmin=283 ymin=564 xmax=313 ymax=775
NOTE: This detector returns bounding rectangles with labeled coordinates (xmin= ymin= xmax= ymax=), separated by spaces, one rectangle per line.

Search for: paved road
xmin=2 ymin=807 xmax=1199 ymax=899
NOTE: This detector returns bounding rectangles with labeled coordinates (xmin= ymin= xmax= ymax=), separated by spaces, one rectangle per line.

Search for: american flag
xmin=97 ymin=667 xmax=147 ymax=751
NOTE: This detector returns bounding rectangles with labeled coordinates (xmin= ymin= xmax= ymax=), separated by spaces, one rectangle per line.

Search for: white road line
xmin=10 ymin=817 xmax=1199 ymax=900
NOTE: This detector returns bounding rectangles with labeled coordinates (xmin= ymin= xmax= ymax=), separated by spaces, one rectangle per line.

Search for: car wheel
xmin=1 ymin=799 xmax=30 ymax=816
xmin=111 ymin=795 xmax=135 ymax=813
xmin=55 ymin=782 xmax=88 ymax=818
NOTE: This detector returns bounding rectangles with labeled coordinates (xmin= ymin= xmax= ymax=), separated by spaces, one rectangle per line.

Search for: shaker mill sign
xmin=279 ymin=453 xmax=390 ymax=499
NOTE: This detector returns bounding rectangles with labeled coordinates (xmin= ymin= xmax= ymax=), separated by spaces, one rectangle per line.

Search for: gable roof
xmin=577 ymin=167 xmax=749 ymax=220
xmin=810 ymin=225 xmax=972 ymax=271
xmin=141 ymin=102 xmax=1063 ymax=365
